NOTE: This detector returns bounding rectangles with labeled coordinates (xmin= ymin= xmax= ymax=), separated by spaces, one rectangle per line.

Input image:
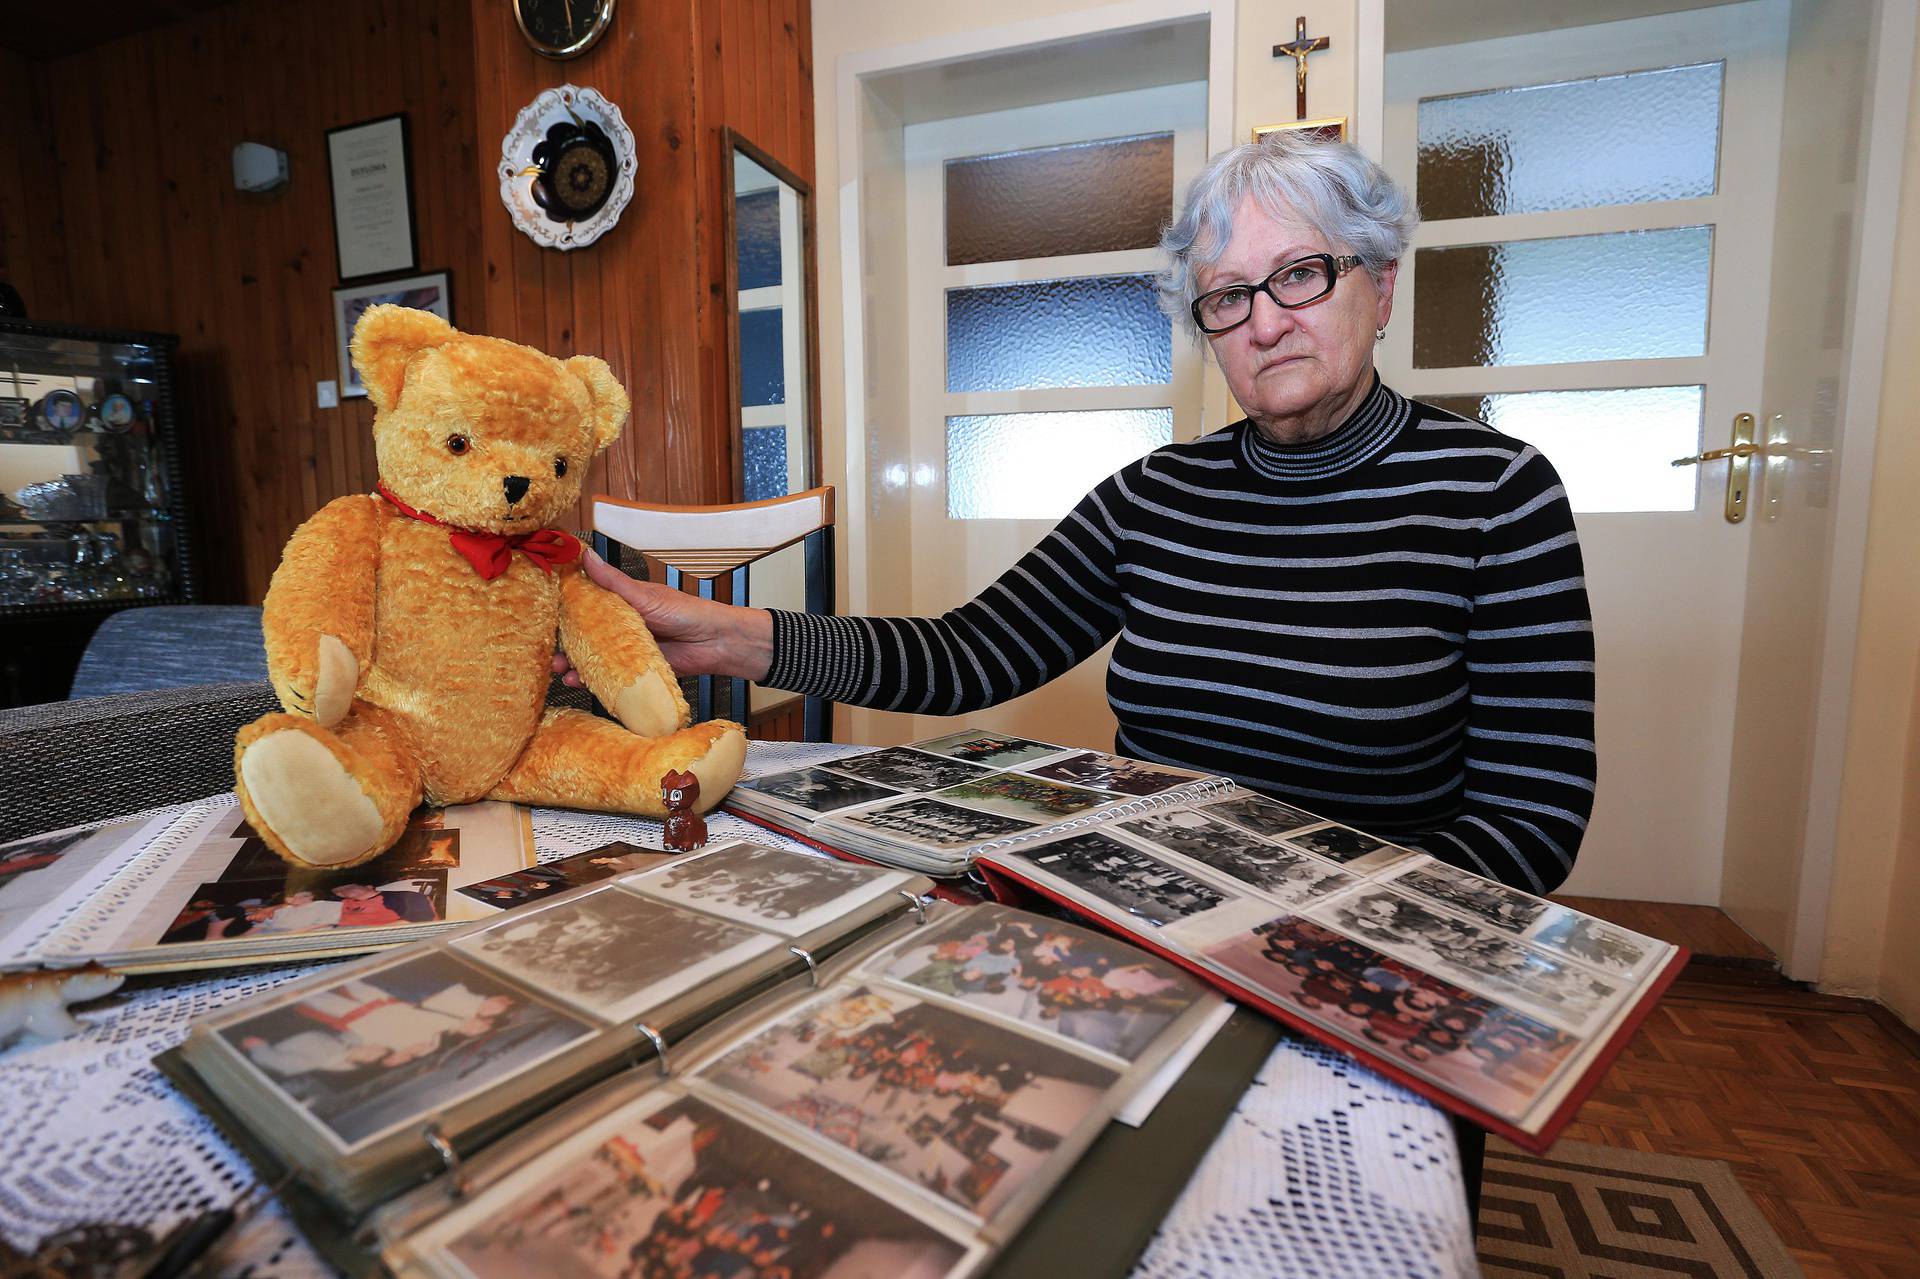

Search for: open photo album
xmin=730 ymin=729 xmax=1687 ymax=1152
xmin=161 ymin=840 xmax=1226 ymax=1279
xmin=0 ymin=798 xmax=675 ymax=974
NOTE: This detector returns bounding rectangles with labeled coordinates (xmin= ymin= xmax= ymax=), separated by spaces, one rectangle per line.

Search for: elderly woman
xmin=565 ymin=134 xmax=1595 ymax=894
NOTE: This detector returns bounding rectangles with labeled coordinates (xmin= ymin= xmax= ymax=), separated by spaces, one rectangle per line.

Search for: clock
xmin=513 ymin=0 xmax=614 ymax=60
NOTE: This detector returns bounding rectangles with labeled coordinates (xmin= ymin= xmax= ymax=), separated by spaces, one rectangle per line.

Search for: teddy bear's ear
xmin=565 ymin=355 xmax=631 ymax=454
xmin=349 ymin=305 xmax=458 ymax=412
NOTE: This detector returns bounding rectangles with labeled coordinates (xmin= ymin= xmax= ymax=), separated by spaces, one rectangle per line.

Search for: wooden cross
xmin=1273 ymin=16 xmax=1331 ymax=120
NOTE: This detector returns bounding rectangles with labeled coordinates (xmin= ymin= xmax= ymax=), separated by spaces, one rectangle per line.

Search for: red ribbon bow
xmin=377 ymin=485 xmax=581 ymax=582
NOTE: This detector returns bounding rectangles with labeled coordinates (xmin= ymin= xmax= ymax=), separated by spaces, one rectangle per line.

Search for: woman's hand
xmin=553 ymin=549 xmax=775 ymax=685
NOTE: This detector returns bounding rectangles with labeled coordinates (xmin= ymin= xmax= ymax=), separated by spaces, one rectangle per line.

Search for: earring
xmin=1375 ymin=326 xmax=1387 ymax=342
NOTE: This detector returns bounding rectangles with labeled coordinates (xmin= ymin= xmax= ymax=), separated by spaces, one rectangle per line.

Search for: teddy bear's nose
xmin=502 ymin=475 xmax=531 ymax=505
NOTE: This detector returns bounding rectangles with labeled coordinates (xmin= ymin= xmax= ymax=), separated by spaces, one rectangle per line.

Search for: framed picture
xmin=1252 ymin=116 xmax=1349 ymax=145
xmin=326 ymin=113 xmax=419 ymax=281
xmin=332 ymin=272 xmax=452 ymax=399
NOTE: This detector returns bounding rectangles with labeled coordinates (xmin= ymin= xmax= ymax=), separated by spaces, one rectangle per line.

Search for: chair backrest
xmin=69 ymin=605 xmax=268 ymax=699
xmin=591 ymin=487 xmax=835 ymax=741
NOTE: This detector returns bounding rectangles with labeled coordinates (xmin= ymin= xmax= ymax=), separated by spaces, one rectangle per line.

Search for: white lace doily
xmin=0 ymin=742 xmax=1477 ymax=1277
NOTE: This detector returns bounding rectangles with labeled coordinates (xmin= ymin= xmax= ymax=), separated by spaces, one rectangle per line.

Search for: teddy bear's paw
xmin=681 ymin=722 xmax=748 ymax=814
xmin=611 ymin=668 xmax=685 ymax=738
xmin=312 ymin=635 xmax=359 ymax=728
xmin=238 ymin=726 xmax=385 ymax=868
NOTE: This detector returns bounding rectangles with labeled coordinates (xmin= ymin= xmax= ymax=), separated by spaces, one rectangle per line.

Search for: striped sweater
xmin=767 ymin=378 xmax=1596 ymax=893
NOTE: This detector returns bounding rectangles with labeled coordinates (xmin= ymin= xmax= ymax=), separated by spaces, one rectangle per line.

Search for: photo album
xmin=160 ymin=839 xmax=1226 ymax=1279
xmin=732 ymin=729 xmax=1687 ymax=1152
xmin=0 ymin=798 xmax=678 ymax=974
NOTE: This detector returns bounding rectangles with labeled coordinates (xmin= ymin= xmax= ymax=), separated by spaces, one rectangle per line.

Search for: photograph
xmin=1527 ymin=912 xmax=1660 ymax=980
xmin=825 ymin=748 xmax=994 ymax=793
xmin=1022 ymin=751 xmax=1200 ymax=797
xmin=1201 ymin=793 xmax=1322 ymax=838
xmin=219 ymin=951 xmax=595 ymax=1149
xmin=159 ymin=872 xmax=445 ymax=943
xmin=1204 ymin=915 xmax=1581 ymax=1121
xmin=333 ymin=274 xmax=449 ymax=397
xmin=627 ymin=843 xmax=904 ymax=937
xmin=452 ymin=886 xmax=778 ymax=1021
xmin=457 ymin=842 xmax=676 ymax=910
xmin=1387 ymin=861 xmax=1549 ymax=935
xmin=1282 ymin=824 xmax=1413 ymax=873
xmin=910 ymin=730 xmax=1066 ymax=769
xmin=832 ymin=798 xmax=1038 ymax=851
xmin=0 ymin=818 xmax=158 ymax=945
xmin=1007 ymin=834 xmax=1230 ymax=927
xmin=1114 ymin=810 xmax=1357 ymax=906
xmin=882 ymin=906 xmax=1206 ymax=1059
xmin=0 ymin=829 xmax=91 ymax=897
xmin=426 ymin=1093 xmax=967 ymax=1279
xmin=930 ymin=772 xmax=1112 ymax=824
xmin=704 ymin=985 xmax=1117 ymax=1220
xmin=736 ymin=767 xmax=906 ymax=816
xmin=1312 ymin=889 xmax=1623 ymax=1031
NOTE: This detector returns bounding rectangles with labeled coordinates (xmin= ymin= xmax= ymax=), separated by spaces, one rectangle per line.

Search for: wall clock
xmin=513 ymin=0 xmax=615 ymax=61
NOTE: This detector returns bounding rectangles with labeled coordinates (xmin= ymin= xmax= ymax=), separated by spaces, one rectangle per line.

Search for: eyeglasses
xmin=1190 ymin=253 xmax=1364 ymax=335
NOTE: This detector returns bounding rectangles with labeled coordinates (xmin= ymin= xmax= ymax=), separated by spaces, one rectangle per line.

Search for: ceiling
xmin=0 ymin=0 xmax=240 ymax=59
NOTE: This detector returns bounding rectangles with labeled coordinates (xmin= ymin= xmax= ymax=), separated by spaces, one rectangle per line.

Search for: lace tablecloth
xmin=0 ymin=741 xmax=1479 ymax=1278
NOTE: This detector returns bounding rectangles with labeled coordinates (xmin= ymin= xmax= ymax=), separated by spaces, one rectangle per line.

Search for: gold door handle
xmin=1670 ymin=442 xmax=1763 ymax=467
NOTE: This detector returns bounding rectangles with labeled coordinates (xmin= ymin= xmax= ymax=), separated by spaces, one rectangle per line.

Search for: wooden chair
xmin=591 ymin=486 xmax=835 ymax=742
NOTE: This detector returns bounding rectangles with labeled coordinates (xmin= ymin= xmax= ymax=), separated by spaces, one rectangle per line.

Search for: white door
xmin=1382 ymin=2 xmax=1788 ymax=903
xmin=876 ymin=82 xmax=1209 ymax=749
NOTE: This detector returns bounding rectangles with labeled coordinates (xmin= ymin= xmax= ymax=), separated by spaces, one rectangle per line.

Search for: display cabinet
xmin=0 ymin=319 xmax=197 ymax=704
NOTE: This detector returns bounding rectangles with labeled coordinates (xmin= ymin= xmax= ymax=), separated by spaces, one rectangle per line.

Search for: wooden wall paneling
xmin=0 ymin=49 xmax=70 ymax=310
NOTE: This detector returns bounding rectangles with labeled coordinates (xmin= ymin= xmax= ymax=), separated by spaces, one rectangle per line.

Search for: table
xmin=0 ymin=741 xmax=1480 ymax=1277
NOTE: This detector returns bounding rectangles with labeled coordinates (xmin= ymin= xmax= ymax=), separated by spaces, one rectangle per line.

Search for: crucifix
xmin=1272 ymin=17 xmax=1331 ymax=119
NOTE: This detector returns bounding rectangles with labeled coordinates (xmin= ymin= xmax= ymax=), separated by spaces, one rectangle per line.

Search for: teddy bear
xmin=232 ymin=304 xmax=746 ymax=870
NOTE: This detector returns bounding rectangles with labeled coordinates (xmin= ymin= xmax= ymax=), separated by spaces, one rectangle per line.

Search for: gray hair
xmin=1157 ymin=133 xmax=1419 ymax=341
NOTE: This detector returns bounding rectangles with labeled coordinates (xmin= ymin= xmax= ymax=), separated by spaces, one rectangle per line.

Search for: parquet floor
xmin=1557 ymin=975 xmax=1920 ymax=1278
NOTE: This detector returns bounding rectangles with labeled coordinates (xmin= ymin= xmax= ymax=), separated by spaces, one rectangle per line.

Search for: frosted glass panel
xmin=947 ymin=409 xmax=1172 ymax=519
xmin=739 ymin=308 xmax=783 ymax=407
xmin=735 ymin=188 xmax=781 ymax=289
xmin=1425 ymin=386 xmax=1702 ymax=512
xmin=946 ymin=133 xmax=1173 ymax=266
xmin=947 ymin=275 xmax=1171 ymax=391
xmin=742 ymin=425 xmax=788 ymax=501
xmin=1414 ymin=227 xmax=1711 ymax=368
xmin=1419 ymin=63 xmax=1722 ymax=219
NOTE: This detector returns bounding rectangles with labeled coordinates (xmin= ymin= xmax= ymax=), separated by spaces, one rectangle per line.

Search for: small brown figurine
xmin=661 ymin=769 xmax=708 ymax=852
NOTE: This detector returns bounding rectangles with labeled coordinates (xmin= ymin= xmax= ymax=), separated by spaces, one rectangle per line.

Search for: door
xmin=879 ymin=81 xmax=1209 ymax=750
xmin=1382 ymin=2 xmax=1788 ymax=903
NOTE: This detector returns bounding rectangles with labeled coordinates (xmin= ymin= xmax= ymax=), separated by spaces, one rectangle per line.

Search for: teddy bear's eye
xmin=554 ymin=457 xmax=569 ymax=478
xmin=446 ymin=435 xmax=469 ymax=455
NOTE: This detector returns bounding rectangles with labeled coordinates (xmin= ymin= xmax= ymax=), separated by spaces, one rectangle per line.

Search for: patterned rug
xmin=1478 ymin=1138 xmax=1805 ymax=1278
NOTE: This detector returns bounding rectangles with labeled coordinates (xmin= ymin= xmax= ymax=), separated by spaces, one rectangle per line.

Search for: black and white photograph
xmin=1202 ymin=793 xmax=1321 ymax=838
xmin=1115 ymin=810 xmax=1357 ymax=906
xmin=825 ymin=747 xmax=994 ymax=792
xmin=453 ymin=886 xmax=778 ymax=1021
xmin=1023 ymin=751 xmax=1201 ymax=797
xmin=219 ymin=951 xmax=594 ymax=1150
xmin=1528 ymin=911 xmax=1659 ymax=979
xmin=1388 ymin=860 xmax=1549 ymax=935
xmin=883 ymin=907 xmax=1206 ymax=1059
xmin=1010 ymin=834 xmax=1230 ymax=927
xmin=931 ymin=772 xmax=1112 ymax=823
xmin=420 ymin=1093 xmax=969 ymax=1279
xmin=911 ymin=730 xmax=1065 ymax=769
xmin=1282 ymin=824 xmax=1413 ymax=873
xmin=736 ymin=766 xmax=905 ymax=816
xmin=627 ymin=842 xmax=906 ymax=937
xmin=456 ymin=842 xmax=676 ymax=910
xmin=1312 ymin=888 xmax=1623 ymax=1031
xmin=832 ymin=797 xmax=1038 ymax=851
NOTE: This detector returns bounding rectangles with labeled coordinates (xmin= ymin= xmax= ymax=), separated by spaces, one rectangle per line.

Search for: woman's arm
xmin=1401 ymin=449 xmax=1597 ymax=894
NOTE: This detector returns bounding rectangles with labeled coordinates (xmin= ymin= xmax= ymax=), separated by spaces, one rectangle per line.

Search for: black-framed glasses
xmin=1190 ymin=253 xmax=1364 ymax=335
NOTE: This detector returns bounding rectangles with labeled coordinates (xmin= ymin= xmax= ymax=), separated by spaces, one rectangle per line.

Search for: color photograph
xmin=1204 ymin=916 xmax=1581 ymax=1121
xmin=931 ymin=772 xmax=1112 ymax=823
xmin=826 ymin=748 xmax=994 ymax=792
xmin=1008 ymin=833 xmax=1230 ymax=927
xmin=704 ymin=985 xmax=1117 ymax=1220
xmin=457 ymin=842 xmax=676 ymax=910
xmin=1022 ymin=751 xmax=1200 ymax=797
xmin=1115 ymin=810 xmax=1357 ymax=906
xmin=452 ymin=886 xmax=778 ymax=1021
xmin=736 ymin=767 xmax=907 ymax=816
xmin=882 ymin=907 xmax=1206 ymax=1059
xmin=628 ymin=843 xmax=904 ymax=937
xmin=428 ymin=1093 xmax=968 ymax=1279
xmin=219 ymin=951 xmax=595 ymax=1149
xmin=832 ymin=797 xmax=1038 ymax=851
xmin=910 ymin=731 xmax=1066 ymax=769
xmin=1527 ymin=911 xmax=1659 ymax=979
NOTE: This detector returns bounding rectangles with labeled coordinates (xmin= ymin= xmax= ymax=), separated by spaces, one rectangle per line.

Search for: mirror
xmin=728 ymin=138 xmax=815 ymax=503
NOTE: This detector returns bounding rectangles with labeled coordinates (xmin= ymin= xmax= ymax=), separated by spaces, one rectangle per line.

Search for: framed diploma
xmin=326 ymin=114 xmax=420 ymax=282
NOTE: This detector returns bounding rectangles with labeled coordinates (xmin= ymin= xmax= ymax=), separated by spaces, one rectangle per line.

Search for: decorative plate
xmin=498 ymin=85 xmax=637 ymax=251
